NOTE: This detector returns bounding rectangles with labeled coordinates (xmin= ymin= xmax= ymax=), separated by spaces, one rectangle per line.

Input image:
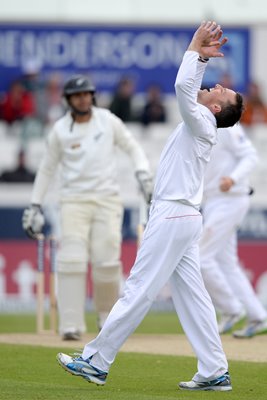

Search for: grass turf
xmin=0 ymin=311 xmax=246 ymax=335
xmin=0 ymin=343 xmax=266 ymax=400
xmin=0 ymin=312 xmax=261 ymax=399
xmin=0 ymin=311 xmax=185 ymax=334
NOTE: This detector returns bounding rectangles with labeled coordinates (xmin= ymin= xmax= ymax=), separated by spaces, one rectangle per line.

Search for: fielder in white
xmin=57 ymin=21 xmax=244 ymax=391
xmin=200 ymin=124 xmax=267 ymax=337
xmin=22 ymin=76 xmax=153 ymax=339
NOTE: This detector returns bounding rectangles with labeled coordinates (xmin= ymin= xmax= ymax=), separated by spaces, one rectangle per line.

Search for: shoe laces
xmin=70 ymin=350 xmax=83 ymax=358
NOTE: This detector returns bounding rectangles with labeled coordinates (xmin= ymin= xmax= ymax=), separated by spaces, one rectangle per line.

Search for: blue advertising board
xmin=0 ymin=23 xmax=250 ymax=94
xmin=0 ymin=206 xmax=266 ymax=240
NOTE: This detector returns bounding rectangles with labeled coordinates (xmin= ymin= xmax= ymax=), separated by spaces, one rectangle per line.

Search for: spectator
xmin=109 ymin=77 xmax=135 ymax=122
xmin=35 ymin=74 xmax=65 ymax=125
xmin=21 ymin=57 xmax=43 ymax=93
xmin=0 ymin=150 xmax=35 ymax=183
xmin=140 ymin=84 xmax=167 ymax=126
xmin=0 ymin=81 xmax=35 ymax=124
xmin=241 ymin=81 xmax=267 ymax=126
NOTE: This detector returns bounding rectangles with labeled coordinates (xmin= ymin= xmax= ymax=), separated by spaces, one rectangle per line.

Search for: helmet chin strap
xmin=68 ymin=104 xmax=92 ymax=132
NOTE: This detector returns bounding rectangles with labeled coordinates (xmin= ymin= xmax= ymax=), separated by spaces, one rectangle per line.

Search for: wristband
xmin=198 ymin=56 xmax=209 ymax=63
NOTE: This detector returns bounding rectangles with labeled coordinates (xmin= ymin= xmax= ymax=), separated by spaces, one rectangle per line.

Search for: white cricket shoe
xmin=233 ymin=319 xmax=267 ymax=338
xmin=179 ymin=372 xmax=232 ymax=391
xmin=57 ymin=353 xmax=108 ymax=385
xmin=218 ymin=311 xmax=245 ymax=334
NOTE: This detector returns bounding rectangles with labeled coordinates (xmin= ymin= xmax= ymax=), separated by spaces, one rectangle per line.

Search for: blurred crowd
xmin=1 ymin=67 xmax=267 ymax=132
xmin=1 ymin=68 xmax=267 ymax=184
xmin=0 ymin=64 xmax=66 ymax=129
xmin=0 ymin=68 xmax=167 ymax=133
xmin=219 ymin=73 xmax=267 ymax=128
xmin=109 ymin=77 xmax=167 ymax=125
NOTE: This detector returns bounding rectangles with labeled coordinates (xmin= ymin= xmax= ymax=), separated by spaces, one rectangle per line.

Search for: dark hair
xmin=215 ymin=92 xmax=244 ymax=128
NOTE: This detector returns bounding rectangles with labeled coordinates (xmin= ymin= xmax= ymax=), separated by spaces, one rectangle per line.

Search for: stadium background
xmin=0 ymin=0 xmax=267 ymax=312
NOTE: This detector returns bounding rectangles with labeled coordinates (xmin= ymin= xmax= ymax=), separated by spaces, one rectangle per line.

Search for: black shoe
xmin=62 ymin=331 xmax=81 ymax=341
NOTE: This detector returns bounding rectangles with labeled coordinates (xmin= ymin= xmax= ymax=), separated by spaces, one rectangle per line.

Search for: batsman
xmin=22 ymin=76 xmax=153 ymax=340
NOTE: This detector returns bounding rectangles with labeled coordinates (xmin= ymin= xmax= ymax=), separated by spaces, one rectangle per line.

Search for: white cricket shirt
xmin=153 ymin=51 xmax=217 ymax=209
xmin=31 ymin=107 xmax=150 ymax=204
xmin=204 ymin=124 xmax=258 ymax=198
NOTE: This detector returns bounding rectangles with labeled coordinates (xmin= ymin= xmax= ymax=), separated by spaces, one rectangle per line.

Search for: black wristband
xmin=198 ymin=56 xmax=209 ymax=63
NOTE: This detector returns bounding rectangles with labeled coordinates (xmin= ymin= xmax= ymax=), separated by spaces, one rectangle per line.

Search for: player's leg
xmin=81 ymin=201 xmax=204 ymax=372
xmin=57 ymin=201 xmax=228 ymax=387
xmin=200 ymin=197 xmax=244 ymax=320
xmin=57 ymin=202 xmax=90 ymax=339
xmin=90 ymin=195 xmax=123 ymax=330
xmin=169 ymin=244 xmax=229 ymax=384
xmin=218 ymin=232 xmax=267 ymax=323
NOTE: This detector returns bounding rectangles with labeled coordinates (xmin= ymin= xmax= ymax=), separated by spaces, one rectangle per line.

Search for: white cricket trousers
xmin=200 ymin=195 xmax=267 ymax=322
xmin=82 ymin=200 xmax=228 ymax=382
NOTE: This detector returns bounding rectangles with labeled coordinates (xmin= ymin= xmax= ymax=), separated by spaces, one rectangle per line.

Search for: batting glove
xmin=22 ymin=204 xmax=45 ymax=239
xmin=135 ymin=170 xmax=154 ymax=204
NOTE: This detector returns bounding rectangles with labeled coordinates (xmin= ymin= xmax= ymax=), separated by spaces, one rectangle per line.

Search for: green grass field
xmin=0 ymin=312 xmax=266 ymax=400
xmin=0 ymin=311 xmax=184 ymax=334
